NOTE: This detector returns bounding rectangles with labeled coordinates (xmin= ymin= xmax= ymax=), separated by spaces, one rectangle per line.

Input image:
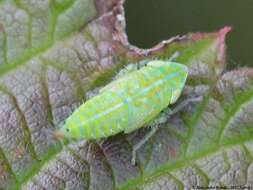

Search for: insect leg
xmin=86 ymin=87 xmax=101 ymax=99
xmin=131 ymin=124 xmax=160 ymax=165
xmin=165 ymin=96 xmax=203 ymax=115
xmin=131 ymin=96 xmax=202 ymax=165
xmin=114 ymin=59 xmax=150 ymax=79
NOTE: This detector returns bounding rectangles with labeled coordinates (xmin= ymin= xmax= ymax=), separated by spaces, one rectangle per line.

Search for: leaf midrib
xmin=218 ymin=89 xmax=253 ymax=143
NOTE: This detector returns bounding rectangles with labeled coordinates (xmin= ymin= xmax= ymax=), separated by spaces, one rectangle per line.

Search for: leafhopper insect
xmin=55 ymin=59 xmax=189 ymax=163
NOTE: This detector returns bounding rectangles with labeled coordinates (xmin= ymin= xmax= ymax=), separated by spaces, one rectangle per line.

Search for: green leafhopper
xmin=56 ymin=60 xmax=188 ymax=141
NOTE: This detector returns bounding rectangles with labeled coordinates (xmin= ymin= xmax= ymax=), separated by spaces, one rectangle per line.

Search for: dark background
xmin=124 ymin=0 xmax=253 ymax=68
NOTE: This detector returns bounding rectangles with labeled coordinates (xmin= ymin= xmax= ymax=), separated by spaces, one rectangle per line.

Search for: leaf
xmin=0 ymin=0 xmax=251 ymax=190
xmin=139 ymin=68 xmax=253 ymax=190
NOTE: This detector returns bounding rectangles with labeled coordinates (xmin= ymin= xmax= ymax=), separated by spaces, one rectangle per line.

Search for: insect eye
xmin=66 ymin=128 xmax=70 ymax=132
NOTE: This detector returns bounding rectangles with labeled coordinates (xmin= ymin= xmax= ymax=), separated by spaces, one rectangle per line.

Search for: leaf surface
xmin=0 ymin=0 xmax=251 ymax=190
